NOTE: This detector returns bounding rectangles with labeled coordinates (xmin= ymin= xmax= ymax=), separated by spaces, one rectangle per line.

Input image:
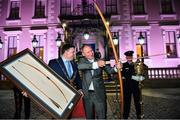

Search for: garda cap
xmin=124 ymin=51 xmax=134 ymax=56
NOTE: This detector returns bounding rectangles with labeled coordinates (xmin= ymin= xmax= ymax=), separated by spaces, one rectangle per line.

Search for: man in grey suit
xmin=78 ymin=45 xmax=121 ymax=119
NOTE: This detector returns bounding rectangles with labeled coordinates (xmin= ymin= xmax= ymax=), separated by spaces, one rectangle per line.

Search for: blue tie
xmin=66 ymin=61 xmax=72 ymax=78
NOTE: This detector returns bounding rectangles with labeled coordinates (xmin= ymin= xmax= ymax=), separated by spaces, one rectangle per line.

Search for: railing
xmin=0 ymin=72 xmax=7 ymax=81
xmin=103 ymin=67 xmax=180 ymax=81
xmin=104 ymin=67 xmax=180 ymax=92
xmin=1 ymin=67 xmax=179 ymax=81
xmin=148 ymin=67 xmax=180 ymax=80
xmin=60 ymin=3 xmax=96 ymax=17
xmin=72 ymin=3 xmax=96 ymax=16
xmin=1 ymin=67 xmax=180 ymax=90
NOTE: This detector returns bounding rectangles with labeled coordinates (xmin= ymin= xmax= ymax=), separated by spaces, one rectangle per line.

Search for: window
xmin=105 ymin=0 xmax=117 ymax=15
xmin=60 ymin=0 xmax=71 ymax=15
xmin=7 ymin=36 xmax=17 ymax=57
xmin=136 ymin=32 xmax=148 ymax=57
xmin=108 ymin=32 xmax=119 ymax=59
xmin=165 ymin=31 xmax=177 ymax=58
xmin=7 ymin=1 xmax=20 ymax=20
xmin=161 ymin=0 xmax=173 ymax=14
xmin=133 ymin=0 xmax=145 ymax=15
xmin=33 ymin=0 xmax=46 ymax=18
xmin=34 ymin=35 xmax=44 ymax=59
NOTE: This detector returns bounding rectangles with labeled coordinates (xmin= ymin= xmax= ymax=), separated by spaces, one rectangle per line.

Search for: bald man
xmin=78 ymin=45 xmax=121 ymax=119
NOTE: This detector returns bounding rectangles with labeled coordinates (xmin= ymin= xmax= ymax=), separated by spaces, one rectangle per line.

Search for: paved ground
xmin=0 ymin=88 xmax=180 ymax=119
xmin=107 ymin=88 xmax=180 ymax=119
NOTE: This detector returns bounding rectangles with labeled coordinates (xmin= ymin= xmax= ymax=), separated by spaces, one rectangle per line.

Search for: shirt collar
xmin=88 ymin=59 xmax=94 ymax=63
xmin=61 ymin=56 xmax=69 ymax=62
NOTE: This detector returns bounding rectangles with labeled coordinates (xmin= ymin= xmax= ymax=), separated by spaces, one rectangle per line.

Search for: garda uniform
xmin=122 ymin=51 xmax=141 ymax=119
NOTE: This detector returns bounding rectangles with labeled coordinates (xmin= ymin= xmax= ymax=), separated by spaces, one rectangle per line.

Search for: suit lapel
xmin=84 ymin=58 xmax=95 ymax=77
xmin=70 ymin=61 xmax=76 ymax=78
xmin=57 ymin=58 xmax=70 ymax=79
xmin=58 ymin=58 xmax=78 ymax=80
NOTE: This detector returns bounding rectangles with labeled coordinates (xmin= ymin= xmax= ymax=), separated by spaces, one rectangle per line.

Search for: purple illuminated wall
xmin=0 ymin=0 xmax=180 ymax=68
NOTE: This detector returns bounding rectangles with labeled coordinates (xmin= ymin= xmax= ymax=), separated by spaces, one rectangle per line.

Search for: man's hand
xmin=78 ymin=89 xmax=84 ymax=97
xmin=97 ymin=60 xmax=105 ymax=67
xmin=132 ymin=75 xmax=145 ymax=81
xmin=21 ymin=91 xmax=28 ymax=97
xmin=115 ymin=62 xmax=122 ymax=69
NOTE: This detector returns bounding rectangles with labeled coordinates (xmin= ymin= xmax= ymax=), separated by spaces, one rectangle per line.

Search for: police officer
xmin=122 ymin=51 xmax=141 ymax=119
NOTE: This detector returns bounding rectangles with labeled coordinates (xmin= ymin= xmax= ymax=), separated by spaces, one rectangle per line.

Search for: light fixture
xmin=138 ymin=32 xmax=145 ymax=45
xmin=113 ymin=33 xmax=119 ymax=45
xmin=32 ymin=35 xmax=38 ymax=48
xmin=62 ymin=23 xmax=67 ymax=28
xmin=0 ymin=37 xmax=3 ymax=49
xmin=106 ymin=21 xmax=110 ymax=26
xmin=177 ymin=34 xmax=180 ymax=43
xmin=83 ymin=31 xmax=89 ymax=40
xmin=56 ymin=33 xmax=62 ymax=47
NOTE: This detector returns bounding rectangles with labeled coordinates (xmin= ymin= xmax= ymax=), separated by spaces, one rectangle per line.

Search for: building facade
xmin=0 ymin=0 xmax=180 ymax=68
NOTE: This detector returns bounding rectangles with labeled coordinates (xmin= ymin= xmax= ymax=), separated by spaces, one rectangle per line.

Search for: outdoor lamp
xmin=62 ymin=23 xmax=67 ymax=28
xmin=113 ymin=34 xmax=119 ymax=45
xmin=84 ymin=31 xmax=89 ymax=40
xmin=0 ymin=37 xmax=3 ymax=49
xmin=56 ymin=33 xmax=62 ymax=47
xmin=177 ymin=34 xmax=180 ymax=43
xmin=138 ymin=32 xmax=145 ymax=45
xmin=32 ymin=35 xmax=38 ymax=48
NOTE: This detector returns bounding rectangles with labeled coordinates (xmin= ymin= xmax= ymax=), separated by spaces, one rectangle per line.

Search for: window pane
xmin=165 ymin=31 xmax=176 ymax=43
xmin=60 ymin=0 xmax=71 ymax=15
xmin=136 ymin=32 xmax=148 ymax=57
xmin=34 ymin=35 xmax=44 ymax=59
xmin=166 ymin=44 xmax=177 ymax=58
xmin=11 ymin=1 xmax=20 ymax=8
xmin=136 ymin=44 xmax=141 ymax=57
xmin=111 ymin=0 xmax=116 ymax=4
xmin=8 ymin=36 xmax=17 ymax=57
xmin=8 ymin=36 xmax=17 ymax=48
xmin=36 ymin=35 xmax=44 ymax=47
xmin=161 ymin=0 xmax=173 ymax=14
xmin=105 ymin=0 xmax=117 ymax=14
xmin=8 ymin=1 xmax=20 ymax=19
xmin=169 ymin=32 xmax=175 ymax=43
xmin=61 ymin=0 xmax=71 ymax=7
xmin=34 ymin=0 xmax=46 ymax=18
xmin=106 ymin=0 xmax=111 ymax=5
xmin=165 ymin=31 xmax=177 ymax=58
xmin=133 ymin=0 xmax=145 ymax=14
xmin=165 ymin=32 xmax=170 ymax=43
xmin=34 ymin=47 xmax=44 ymax=59
xmin=142 ymin=45 xmax=148 ymax=56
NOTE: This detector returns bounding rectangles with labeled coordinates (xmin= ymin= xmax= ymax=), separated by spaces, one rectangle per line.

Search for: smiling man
xmin=78 ymin=44 xmax=121 ymax=119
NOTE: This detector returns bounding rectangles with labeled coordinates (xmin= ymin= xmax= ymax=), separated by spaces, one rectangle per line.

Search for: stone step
xmin=104 ymin=81 xmax=121 ymax=93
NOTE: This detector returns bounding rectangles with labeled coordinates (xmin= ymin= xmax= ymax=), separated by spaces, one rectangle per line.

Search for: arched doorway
xmin=72 ymin=28 xmax=105 ymax=59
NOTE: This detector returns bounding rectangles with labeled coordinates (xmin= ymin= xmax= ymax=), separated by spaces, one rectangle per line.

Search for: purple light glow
xmin=0 ymin=0 xmax=179 ymax=68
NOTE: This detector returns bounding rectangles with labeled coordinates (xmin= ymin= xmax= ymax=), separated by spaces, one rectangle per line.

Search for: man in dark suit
xmin=78 ymin=45 xmax=121 ymax=119
xmin=13 ymin=87 xmax=30 ymax=119
xmin=48 ymin=43 xmax=82 ymax=90
xmin=94 ymin=48 xmax=101 ymax=59
xmin=122 ymin=51 xmax=146 ymax=119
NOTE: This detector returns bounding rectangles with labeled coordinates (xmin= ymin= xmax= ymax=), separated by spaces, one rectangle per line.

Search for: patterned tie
xmin=67 ymin=61 xmax=72 ymax=78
